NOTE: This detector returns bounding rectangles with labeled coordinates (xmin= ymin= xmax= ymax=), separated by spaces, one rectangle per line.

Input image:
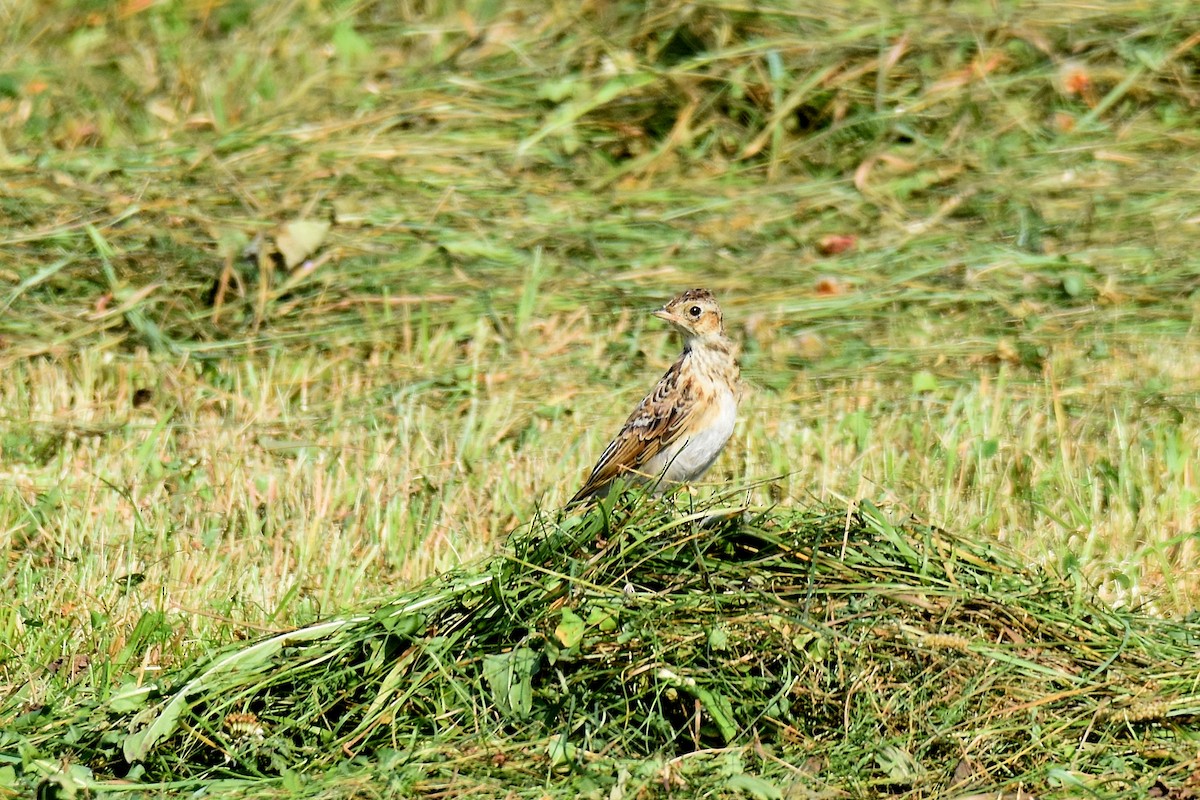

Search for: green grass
xmin=10 ymin=499 xmax=1200 ymax=797
xmin=2 ymin=0 xmax=1199 ymax=796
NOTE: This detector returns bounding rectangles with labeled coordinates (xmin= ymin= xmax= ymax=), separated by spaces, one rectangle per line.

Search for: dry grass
xmin=2 ymin=0 xmax=1200 ymax=796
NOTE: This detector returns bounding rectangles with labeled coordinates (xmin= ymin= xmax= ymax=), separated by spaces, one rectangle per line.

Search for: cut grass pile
xmin=7 ymin=496 xmax=1199 ymax=797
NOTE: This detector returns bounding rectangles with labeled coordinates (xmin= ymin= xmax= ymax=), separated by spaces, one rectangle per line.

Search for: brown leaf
xmin=951 ymin=756 xmax=981 ymax=788
xmin=817 ymin=235 xmax=856 ymax=257
xmin=853 ymin=155 xmax=877 ymax=193
xmin=814 ymin=274 xmax=849 ymax=295
xmin=883 ymin=33 xmax=910 ymax=71
xmin=1057 ymin=61 xmax=1098 ymax=106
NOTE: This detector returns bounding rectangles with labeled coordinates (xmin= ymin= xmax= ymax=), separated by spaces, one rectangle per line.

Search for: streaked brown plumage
xmin=569 ymin=288 xmax=740 ymax=505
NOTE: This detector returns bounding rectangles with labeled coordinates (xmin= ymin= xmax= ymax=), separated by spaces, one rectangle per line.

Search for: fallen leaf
xmin=814 ymin=275 xmax=849 ymax=295
xmin=1057 ymin=61 xmax=1097 ymax=106
xmin=817 ymin=235 xmax=856 ymax=256
xmin=853 ymin=156 xmax=876 ymax=193
xmin=792 ymin=331 xmax=825 ymax=359
xmin=275 ymin=219 xmax=331 ymax=269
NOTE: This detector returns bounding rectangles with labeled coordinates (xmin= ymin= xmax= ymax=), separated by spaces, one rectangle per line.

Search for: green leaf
xmin=482 ymin=647 xmax=539 ymax=719
xmin=726 ymin=774 xmax=783 ymax=800
xmin=281 ymin=767 xmax=305 ymax=793
xmin=841 ymin=410 xmax=870 ymax=451
xmin=585 ymin=604 xmax=617 ymax=632
xmin=911 ymin=370 xmax=939 ymax=393
xmin=1060 ymin=273 xmax=1086 ymax=298
xmin=707 ymin=625 xmax=729 ymax=651
xmin=377 ymin=611 xmax=424 ymax=637
xmin=875 ymin=745 xmax=919 ymax=782
xmin=537 ymin=76 xmax=581 ymax=103
xmin=331 ymin=21 xmax=371 ymax=67
xmin=108 ymin=679 xmax=153 ymax=713
xmin=546 ymin=733 xmax=577 ymax=767
xmin=555 ymin=608 xmax=585 ymax=648
xmin=1047 ymin=766 xmax=1086 ymax=787
xmin=123 ymin=700 xmax=184 ymax=763
xmin=692 ymin=685 xmax=737 ymax=743
xmin=214 ymin=226 xmax=251 ymax=260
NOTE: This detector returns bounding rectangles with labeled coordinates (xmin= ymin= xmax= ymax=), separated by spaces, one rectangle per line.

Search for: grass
xmin=10 ymin=499 xmax=1200 ymax=797
xmin=1 ymin=0 xmax=1199 ymax=796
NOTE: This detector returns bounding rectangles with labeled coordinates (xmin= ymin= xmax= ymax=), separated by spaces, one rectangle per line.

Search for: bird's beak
xmin=652 ymin=308 xmax=677 ymax=324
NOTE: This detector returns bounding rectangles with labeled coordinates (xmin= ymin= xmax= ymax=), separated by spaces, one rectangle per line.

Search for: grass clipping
xmin=27 ymin=500 xmax=1200 ymax=795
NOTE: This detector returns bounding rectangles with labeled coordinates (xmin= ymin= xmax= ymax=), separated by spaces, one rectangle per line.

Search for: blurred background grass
xmin=2 ymin=0 xmax=1199 ymax=771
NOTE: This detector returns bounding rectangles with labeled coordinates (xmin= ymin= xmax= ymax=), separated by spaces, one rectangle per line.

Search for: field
xmin=2 ymin=1 xmax=1200 ymax=797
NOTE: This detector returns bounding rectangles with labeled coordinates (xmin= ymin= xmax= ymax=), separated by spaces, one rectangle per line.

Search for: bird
xmin=569 ymin=288 xmax=740 ymax=506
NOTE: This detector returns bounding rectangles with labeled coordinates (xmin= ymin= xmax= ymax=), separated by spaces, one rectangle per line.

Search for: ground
xmin=1 ymin=1 xmax=1198 ymax=797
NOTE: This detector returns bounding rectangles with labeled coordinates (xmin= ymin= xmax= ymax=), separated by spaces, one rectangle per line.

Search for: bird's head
xmin=652 ymin=288 xmax=724 ymax=342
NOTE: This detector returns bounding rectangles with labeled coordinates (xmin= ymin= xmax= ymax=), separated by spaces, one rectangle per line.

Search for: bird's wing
xmin=569 ymin=357 xmax=701 ymax=504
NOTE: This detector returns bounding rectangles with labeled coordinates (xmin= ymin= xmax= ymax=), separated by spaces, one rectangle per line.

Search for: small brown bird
xmin=569 ymin=288 xmax=740 ymax=505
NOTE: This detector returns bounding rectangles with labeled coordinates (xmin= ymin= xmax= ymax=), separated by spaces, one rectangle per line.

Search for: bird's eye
xmin=689 ymin=306 xmax=702 ymax=317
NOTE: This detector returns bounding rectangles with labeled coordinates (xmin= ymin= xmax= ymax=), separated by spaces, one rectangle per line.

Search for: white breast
xmin=643 ymin=387 xmax=737 ymax=488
